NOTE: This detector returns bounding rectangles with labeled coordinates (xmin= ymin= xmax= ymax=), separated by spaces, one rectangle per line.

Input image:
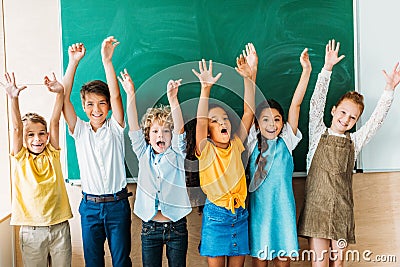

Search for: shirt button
xmin=233 ymin=243 xmax=237 ymax=247
xmin=164 ymin=224 xmax=168 ymax=228
xmin=158 ymin=191 xmax=160 ymax=193
xmin=231 ymin=224 xmax=234 ymax=227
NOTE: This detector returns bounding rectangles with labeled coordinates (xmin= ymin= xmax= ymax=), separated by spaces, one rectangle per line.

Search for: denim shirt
xmin=129 ymin=130 xmax=192 ymax=222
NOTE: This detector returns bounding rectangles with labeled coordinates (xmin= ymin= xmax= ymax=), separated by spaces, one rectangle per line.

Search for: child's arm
xmin=167 ymin=79 xmax=184 ymax=134
xmin=309 ymin=40 xmax=345 ymax=138
xmin=62 ymin=43 xmax=85 ymax=134
xmin=192 ymin=60 xmax=222 ymax=154
xmin=323 ymin=39 xmax=345 ymax=72
xmin=1 ymin=72 xmax=27 ymax=155
xmin=235 ymin=54 xmax=255 ymax=143
xmin=101 ymin=36 xmax=124 ymax=127
xmin=287 ymin=48 xmax=312 ymax=135
xmin=44 ymin=73 xmax=64 ymax=150
xmin=243 ymin=43 xmax=258 ymax=82
xmin=117 ymin=69 xmax=139 ymax=131
xmin=353 ymin=63 xmax=400 ymax=154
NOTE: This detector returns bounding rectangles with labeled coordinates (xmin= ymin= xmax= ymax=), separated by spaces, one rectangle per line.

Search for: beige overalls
xmin=298 ymin=130 xmax=356 ymax=244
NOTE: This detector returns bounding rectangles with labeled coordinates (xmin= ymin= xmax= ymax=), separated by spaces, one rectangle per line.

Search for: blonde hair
xmin=21 ymin=112 xmax=47 ymax=131
xmin=141 ymin=104 xmax=173 ymax=143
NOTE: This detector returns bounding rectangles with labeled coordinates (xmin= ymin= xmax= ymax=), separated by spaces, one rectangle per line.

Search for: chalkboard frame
xmin=61 ymin=0 xmax=354 ymax=181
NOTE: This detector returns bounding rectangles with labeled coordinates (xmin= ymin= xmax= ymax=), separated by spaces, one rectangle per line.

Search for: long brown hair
xmin=253 ymin=99 xmax=285 ymax=182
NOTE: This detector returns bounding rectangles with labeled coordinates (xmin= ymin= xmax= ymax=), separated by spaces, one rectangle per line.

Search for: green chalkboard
xmin=61 ymin=0 xmax=354 ymax=180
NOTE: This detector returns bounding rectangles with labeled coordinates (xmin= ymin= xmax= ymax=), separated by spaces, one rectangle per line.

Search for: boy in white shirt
xmin=62 ymin=37 xmax=132 ymax=267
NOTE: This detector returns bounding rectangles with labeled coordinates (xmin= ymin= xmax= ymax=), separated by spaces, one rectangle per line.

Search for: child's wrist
xmin=168 ymin=97 xmax=179 ymax=105
xmin=385 ymin=83 xmax=395 ymax=91
xmin=69 ymin=59 xmax=80 ymax=66
xmin=201 ymin=84 xmax=212 ymax=90
xmin=323 ymin=63 xmax=333 ymax=71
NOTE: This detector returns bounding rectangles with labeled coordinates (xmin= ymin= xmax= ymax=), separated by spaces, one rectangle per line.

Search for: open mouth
xmin=32 ymin=143 xmax=43 ymax=149
xmin=221 ymin=129 xmax=228 ymax=134
xmin=266 ymin=129 xmax=276 ymax=134
xmin=156 ymin=141 xmax=165 ymax=148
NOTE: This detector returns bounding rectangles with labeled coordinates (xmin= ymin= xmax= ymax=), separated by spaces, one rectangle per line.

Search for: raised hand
xmin=300 ymin=48 xmax=312 ymax=71
xmin=167 ymin=79 xmax=182 ymax=100
xmin=324 ymin=39 xmax=345 ymax=71
xmin=235 ymin=54 xmax=252 ymax=79
xmin=1 ymin=72 xmax=27 ymax=98
xmin=44 ymin=73 xmax=64 ymax=94
xmin=192 ymin=59 xmax=222 ymax=88
xmin=101 ymin=36 xmax=119 ymax=62
xmin=382 ymin=62 xmax=400 ymax=91
xmin=243 ymin=43 xmax=258 ymax=74
xmin=68 ymin=43 xmax=86 ymax=63
xmin=117 ymin=68 xmax=135 ymax=95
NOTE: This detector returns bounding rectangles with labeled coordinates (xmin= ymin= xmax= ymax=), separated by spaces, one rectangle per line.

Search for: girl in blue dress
xmin=247 ymin=48 xmax=311 ymax=267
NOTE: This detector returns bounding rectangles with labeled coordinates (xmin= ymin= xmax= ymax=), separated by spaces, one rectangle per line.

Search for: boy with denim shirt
xmin=62 ymin=37 xmax=132 ymax=267
xmin=118 ymin=69 xmax=191 ymax=267
xmin=4 ymin=72 xmax=73 ymax=267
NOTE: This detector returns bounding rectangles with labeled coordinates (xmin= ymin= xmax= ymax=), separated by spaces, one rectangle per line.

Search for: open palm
xmin=44 ymin=73 xmax=63 ymax=94
xmin=192 ymin=59 xmax=222 ymax=87
xmin=383 ymin=62 xmax=400 ymax=90
xmin=244 ymin=43 xmax=258 ymax=72
xmin=1 ymin=72 xmax=26 ymax=98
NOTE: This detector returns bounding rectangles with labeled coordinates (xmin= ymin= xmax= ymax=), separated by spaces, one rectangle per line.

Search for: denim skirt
xmin=199 ymin=200 xmax=249 ymax=257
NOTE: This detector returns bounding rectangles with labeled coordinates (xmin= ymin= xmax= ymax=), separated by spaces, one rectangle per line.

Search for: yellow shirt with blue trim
xmin=197 ymin=136 xmax=247 ymax=213
xmin=10 ymin=144 xmax=73 ymax=226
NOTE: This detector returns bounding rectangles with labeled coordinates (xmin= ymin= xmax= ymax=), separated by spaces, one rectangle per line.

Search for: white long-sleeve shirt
xmin=307 ymin=68 xmax=394 ymax=173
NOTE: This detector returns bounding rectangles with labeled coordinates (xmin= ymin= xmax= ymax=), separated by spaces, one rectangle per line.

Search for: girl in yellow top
xmin=3 ymin=72 xmax=73 ymax=267
xmin=193 ymin=43 xmax=257 ymax=267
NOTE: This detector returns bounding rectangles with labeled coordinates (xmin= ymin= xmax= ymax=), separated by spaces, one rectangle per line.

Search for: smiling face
xmin=82 ymin=92 xmax=110 ymax=131
xmin=330 ymin=99 xmax=362 ymax=134
xmin=257 ymin=108 xmax=284 ymax=140
xmin=149 ymin=120 xmax=172 ymax=154
xmin=23 ymin=121 xmax=49 ymax=154
xmin=208 ymin=106 xmax=232 ymax=148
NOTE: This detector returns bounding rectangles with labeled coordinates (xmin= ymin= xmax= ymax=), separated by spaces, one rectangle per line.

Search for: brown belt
xmin=85 ymin=191 xmax=132 ymax=203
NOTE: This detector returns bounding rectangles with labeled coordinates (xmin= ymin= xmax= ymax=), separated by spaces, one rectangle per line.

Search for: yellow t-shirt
xmin=10 ymin=144 xmax=73 ymax=226
xmin=197 ymin=136 xmax=247 ymax=213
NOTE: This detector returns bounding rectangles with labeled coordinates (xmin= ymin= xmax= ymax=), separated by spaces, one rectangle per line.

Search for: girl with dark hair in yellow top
xmin=193 ymin=43 xmax=257 ymax=267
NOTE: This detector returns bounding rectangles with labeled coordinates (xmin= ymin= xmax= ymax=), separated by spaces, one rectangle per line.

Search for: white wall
xmin=0 ymin=0 xmax=11 ymax=221
xmin=356 ymin=0 xmax=400 ymax=171
xmin=0 ymin=0 xmax=63 ymax=265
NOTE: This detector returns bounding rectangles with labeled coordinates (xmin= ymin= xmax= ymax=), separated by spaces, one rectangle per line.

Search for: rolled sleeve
xmin=128 ymin=129 xmax=147 ymax=158
xmin=171 ymin=131 xmax=187 ymax=156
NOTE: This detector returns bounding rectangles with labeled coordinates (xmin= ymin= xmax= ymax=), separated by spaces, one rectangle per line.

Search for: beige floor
xmin=15 ymin=172 xmax=400 ymax=266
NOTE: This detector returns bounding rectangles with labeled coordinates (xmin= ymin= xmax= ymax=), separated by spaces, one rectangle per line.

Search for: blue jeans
xmin=79 ymin=191 xmax=132 ymax=267
xmin=141 ymin=217 xmax=188 ymax=267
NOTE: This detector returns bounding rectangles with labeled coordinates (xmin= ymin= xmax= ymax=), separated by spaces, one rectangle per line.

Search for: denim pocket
xmin=204 ymin=202 xmax=226 ymax=222
xmin=207 ymin=214 xmax=225 ymax=222
xmin=172 ymin=221 xmax=188 ymax=236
